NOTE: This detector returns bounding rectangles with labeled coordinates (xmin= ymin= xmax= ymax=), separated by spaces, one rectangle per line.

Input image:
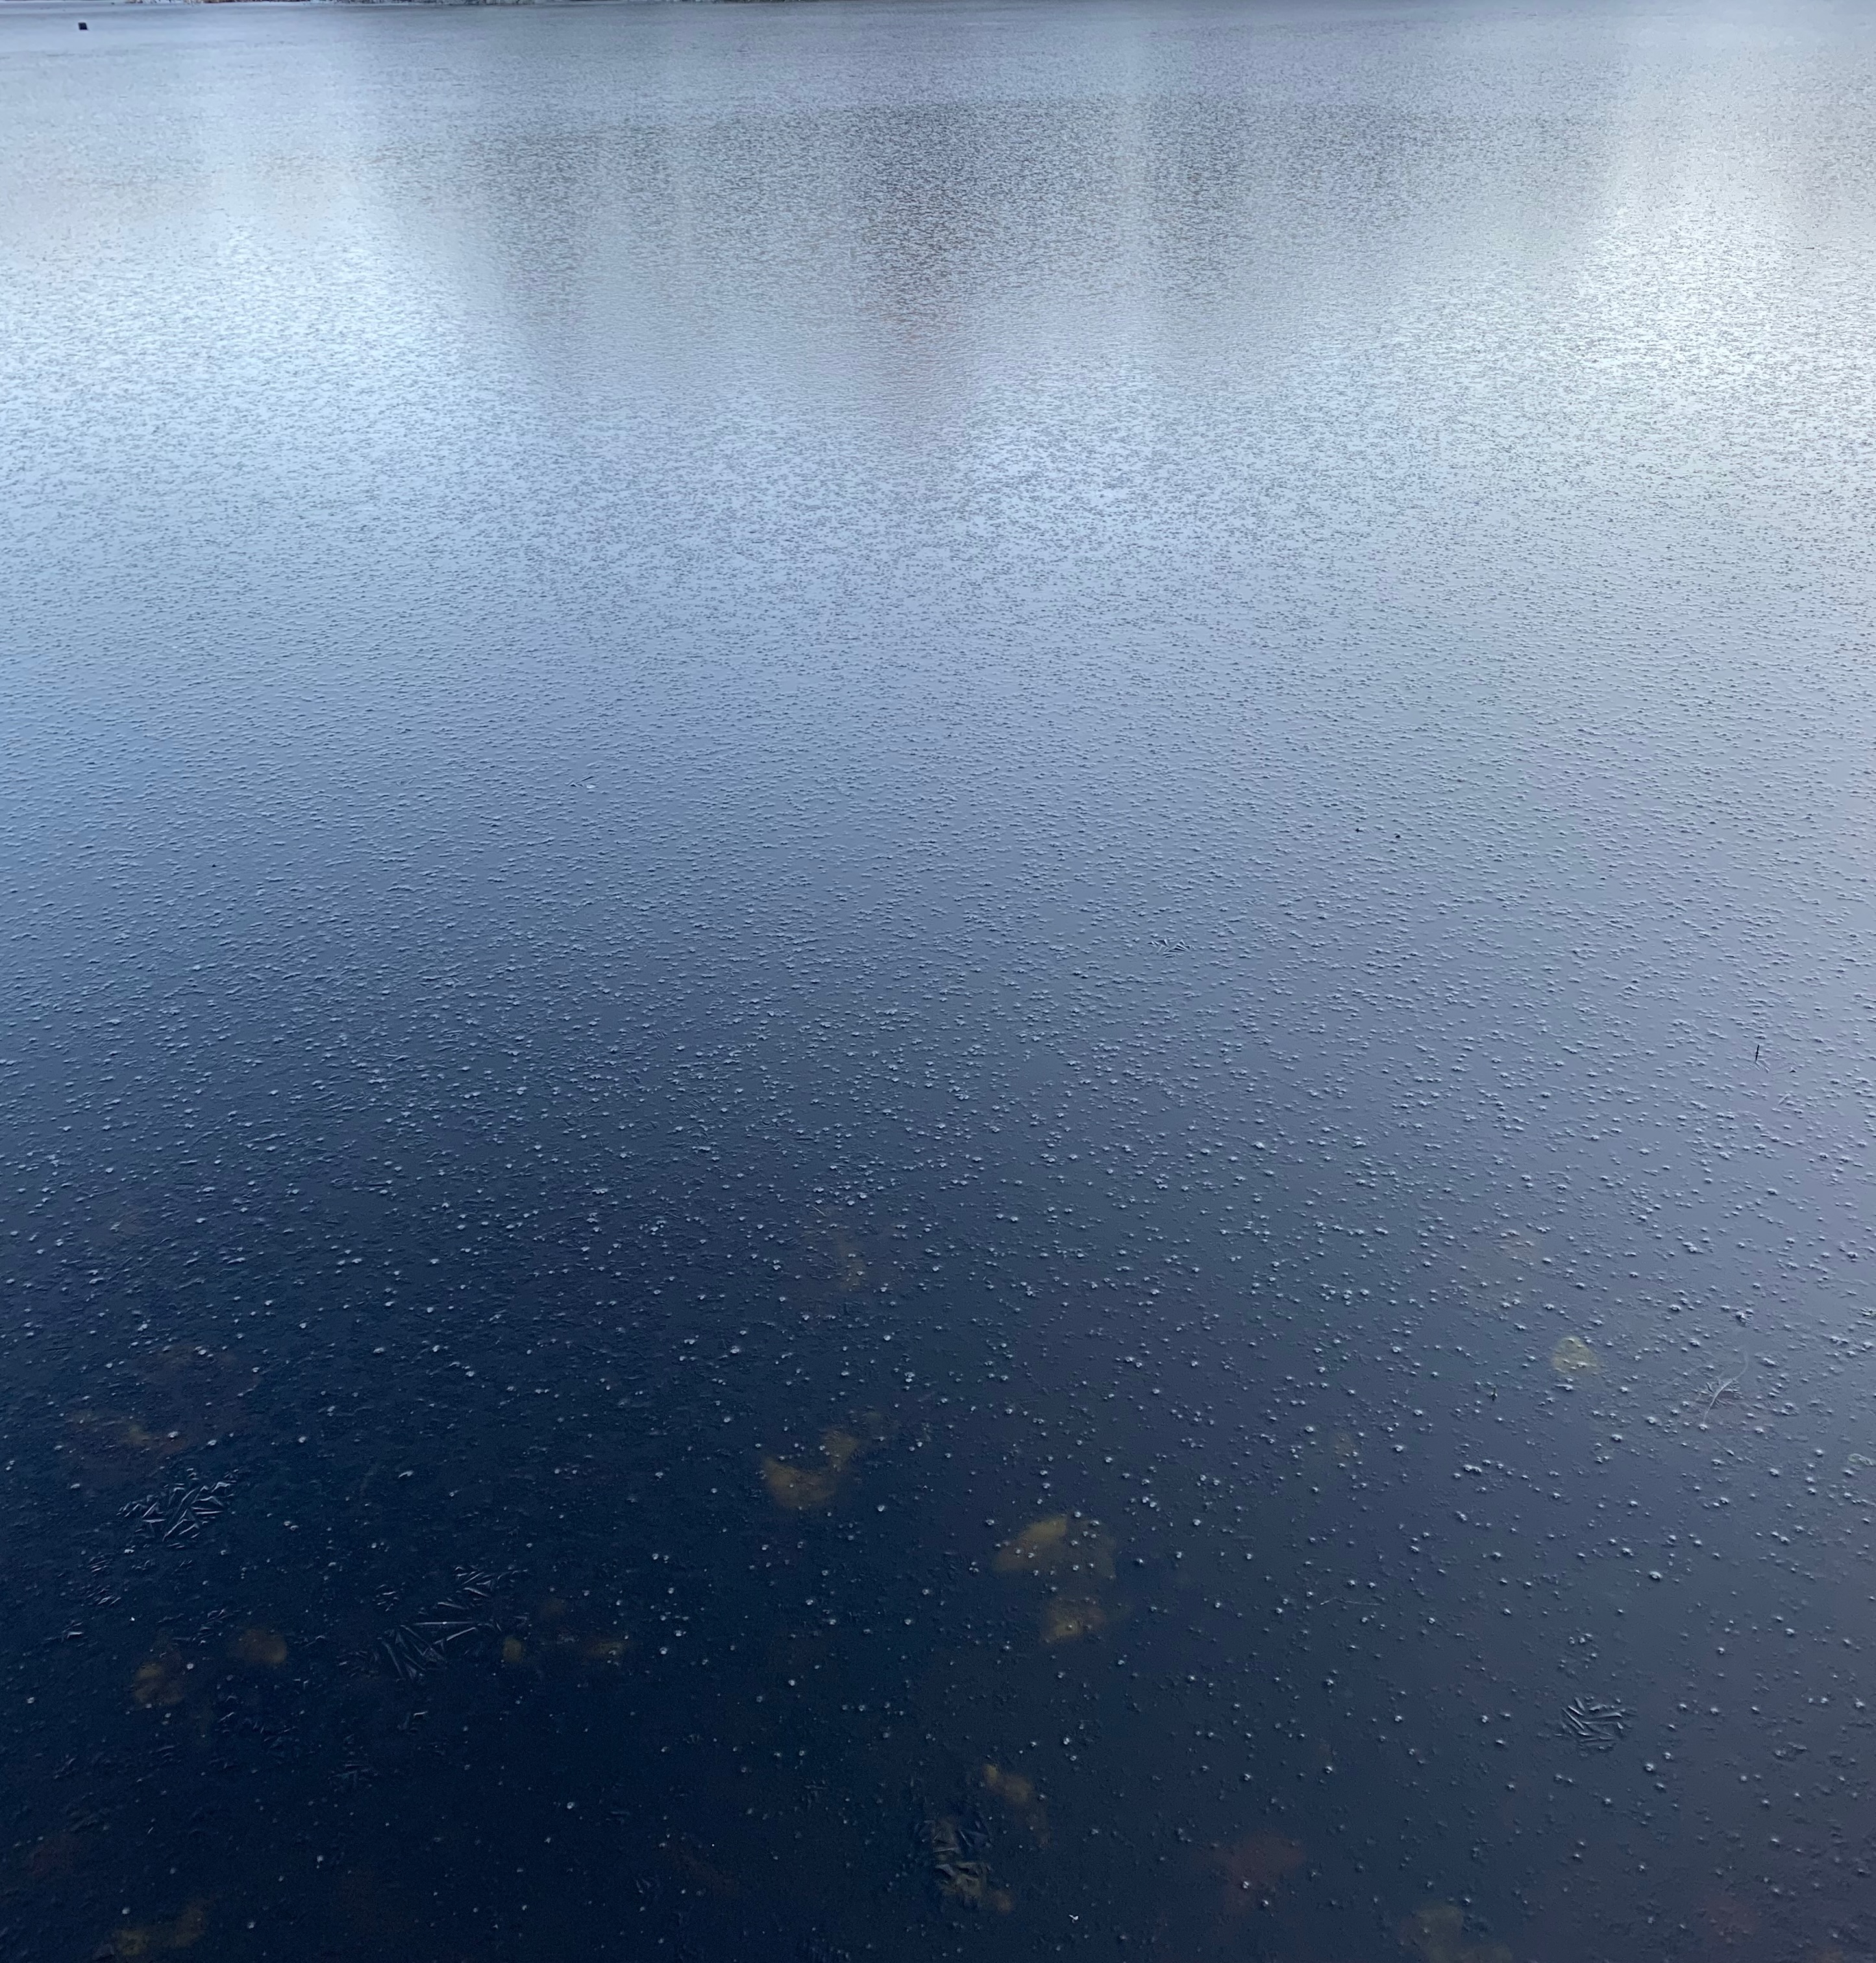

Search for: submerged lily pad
xmin=1400 ymin=1901 xmax=1512 ymax=1963
xmin=230 ymin=1625 xmax=288 ymax=1668
xmin=1039 ymin=1592 xmax=1111 ymax=1646
xmin=991 ymin=1514 xmax=1116 ymax=1581
xmin=1209 ymin=1828 xmax=1305 ymax=1911
xmin=981 ymin=1762 xmax=1049 ymax=1844
xmin=102 ymin=1898 xmax=208 ymax=1958
xmin=130 ymin=1651 xmax=188 ymax=1709
xmin=761 ymin=1424 xmax=875 ymax=1511
xmin=788 ymin=1211 xmax=896 ymax=1313
xmin=1549 ymin=1336 xmax=1600 ymax=1377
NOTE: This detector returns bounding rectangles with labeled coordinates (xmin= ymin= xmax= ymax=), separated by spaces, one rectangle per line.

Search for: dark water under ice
xmin=5 ymin=0 xmax=1876 ymax=1957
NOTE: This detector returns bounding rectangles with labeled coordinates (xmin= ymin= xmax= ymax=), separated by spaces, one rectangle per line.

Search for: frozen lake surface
xmin=4 ymin=0 xmax=1876 ymax=1957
